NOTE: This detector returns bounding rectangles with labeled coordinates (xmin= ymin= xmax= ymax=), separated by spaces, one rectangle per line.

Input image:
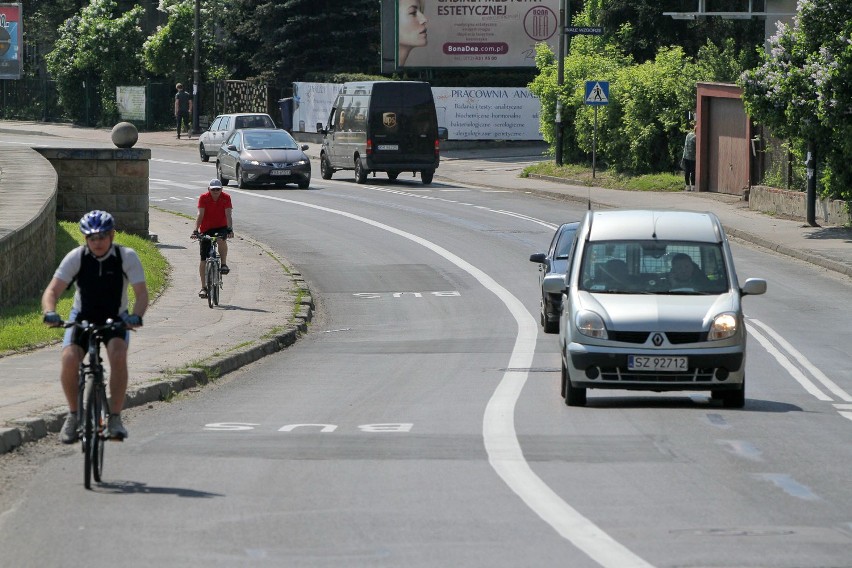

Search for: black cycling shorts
xmin=199 ymin=227 xmax=229 ymax=260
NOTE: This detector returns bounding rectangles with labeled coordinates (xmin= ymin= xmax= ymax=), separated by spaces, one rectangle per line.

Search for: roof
xmin=588 ymin=210 xmax=723 ymax=243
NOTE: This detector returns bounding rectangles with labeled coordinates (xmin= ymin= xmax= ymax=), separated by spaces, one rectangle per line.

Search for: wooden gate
xmin=696 ymin=83 xmax=754 ymax=196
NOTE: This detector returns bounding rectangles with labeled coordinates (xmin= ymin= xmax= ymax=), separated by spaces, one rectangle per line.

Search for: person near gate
xmin=682 ymin=121 xmax=697 ymax=191
xmin=174 ymin=83 xmax=193 ymax=139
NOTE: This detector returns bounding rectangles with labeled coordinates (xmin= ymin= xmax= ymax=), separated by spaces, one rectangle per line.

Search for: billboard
xmin=384 ymin=0 xmax=560 ymax=71
xmin=0 ymin=3 xmax=22 ymax=80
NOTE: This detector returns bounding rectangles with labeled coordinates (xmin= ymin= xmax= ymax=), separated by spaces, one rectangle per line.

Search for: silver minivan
xmin=551 ymin=210 xmax=767 ymax=407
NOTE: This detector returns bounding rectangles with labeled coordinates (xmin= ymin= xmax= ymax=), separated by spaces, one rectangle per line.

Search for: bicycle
xmin=61 ymin=318 xmax=128 ymax=489
xmin=196 ymin=233 xmax=225 ymax=308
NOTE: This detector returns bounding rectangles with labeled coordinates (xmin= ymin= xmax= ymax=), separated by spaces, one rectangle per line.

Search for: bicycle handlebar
xmin=60 ymin=318 xmax=129 ymax=332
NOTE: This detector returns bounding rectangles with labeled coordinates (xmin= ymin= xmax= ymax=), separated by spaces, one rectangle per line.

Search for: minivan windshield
xmin=579 ymin=240 xmax=729 ymax=294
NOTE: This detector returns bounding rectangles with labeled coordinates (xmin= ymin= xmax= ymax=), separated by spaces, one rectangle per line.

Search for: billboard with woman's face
xmin=0 ymin=3 xmax=22 ymax=79
xmin=388 ymin=0 xmax=560 ymax=70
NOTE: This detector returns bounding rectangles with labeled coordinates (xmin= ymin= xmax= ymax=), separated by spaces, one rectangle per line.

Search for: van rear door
xmin=368 ymin=83 xmax=437 ymax=169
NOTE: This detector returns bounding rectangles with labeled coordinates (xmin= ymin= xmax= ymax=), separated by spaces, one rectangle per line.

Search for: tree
xmin=45 ymin=0 xmax=146 ymax=125
xmin=142 ymin=0 xmax=229 ymax=83
xmin=220 ymin=0 xmax=380 ymax=90
xmin=594 ymin=0 xmax=763 ymax=68
xmin=740 ymin=1 xmax=852 ymax=200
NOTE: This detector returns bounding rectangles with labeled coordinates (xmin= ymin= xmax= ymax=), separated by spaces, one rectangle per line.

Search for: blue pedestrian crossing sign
xmin=585 ymin=81 xmax=609 ymax=106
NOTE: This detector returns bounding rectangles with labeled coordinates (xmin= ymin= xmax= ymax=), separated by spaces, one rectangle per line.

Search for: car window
xmin=244 ymin=131 xmax=299 ymax=150
xmin=579 ymin=240 xmax=729 ymax=294
xmin=225 ymin=131 xmax=242 ymax=150
xmin=209 ymin=117 xmax=222 ymax=131
xmin=220 ymin=116 xmax=231 ymax=131
xmin=554 ymin=227 xmax=578 ymax=258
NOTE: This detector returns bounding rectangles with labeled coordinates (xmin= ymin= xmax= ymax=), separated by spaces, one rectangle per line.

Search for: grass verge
xmin=521 ymin=162 xmax=685 ymax=193
xmin=0 ymin=221 xmax=169 ymax=354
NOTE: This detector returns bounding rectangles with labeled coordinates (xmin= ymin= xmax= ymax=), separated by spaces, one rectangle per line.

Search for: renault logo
xmin=383 ymin=112 xmax=397 ymax=128
xmin=652 ymin=333 xmax=664 ymax=346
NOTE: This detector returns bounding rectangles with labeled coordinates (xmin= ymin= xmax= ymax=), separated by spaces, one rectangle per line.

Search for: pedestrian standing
xmin=682 ymin=122 xmax=697 ymax=191
xmin=174 ymin=83 xmax=193 ymax=140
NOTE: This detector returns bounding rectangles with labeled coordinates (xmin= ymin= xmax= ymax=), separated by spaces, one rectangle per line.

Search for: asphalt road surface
xmin=1 ymin=137 xmax=850 ymax=567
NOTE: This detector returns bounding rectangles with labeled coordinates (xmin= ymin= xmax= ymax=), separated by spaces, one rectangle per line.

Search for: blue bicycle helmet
xmin=79 ymin=210 xmax=115 ymax=235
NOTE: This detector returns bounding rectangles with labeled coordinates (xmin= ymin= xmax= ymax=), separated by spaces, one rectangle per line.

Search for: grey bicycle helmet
xmin=79 ymin=210 xmax=115 ymax=235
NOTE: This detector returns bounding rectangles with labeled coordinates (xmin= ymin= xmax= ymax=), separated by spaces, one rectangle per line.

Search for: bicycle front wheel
xmin=82 ymin=377 xmax=95 ymax=489
xmin=92 ymin=383 xmax=108 ymax=483
xmin=205 ymin=261 xmax=217 ymax=309
xmin=212 ymin=262 xmax=221 ymax=306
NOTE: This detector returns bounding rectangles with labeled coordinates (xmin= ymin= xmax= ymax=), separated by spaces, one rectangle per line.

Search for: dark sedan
xmin=529 ymin=222 xmax=580 ymax=333
xmin=216 ymin=128 xmax=311 ymax=189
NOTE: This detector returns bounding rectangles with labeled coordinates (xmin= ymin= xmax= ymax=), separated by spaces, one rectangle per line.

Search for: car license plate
xmin=271 ymin=169 xmax=290 ymax=176
xmin=628 ymin=355 xmax=687 ymax=372
xmin=377 ymin=144 xmax=399 ymax=151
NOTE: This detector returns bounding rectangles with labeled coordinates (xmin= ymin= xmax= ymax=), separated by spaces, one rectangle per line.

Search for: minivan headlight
xmin=709 ymin=313 xmax=737 ymax=340
xmin=575 ymin=310 xmax=607 ymax=339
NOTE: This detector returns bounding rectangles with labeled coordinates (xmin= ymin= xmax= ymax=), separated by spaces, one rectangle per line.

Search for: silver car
xmin=216 ymin=128 xmax=311 ymax=189
xmin=530 ymin=222 xmax=580 ymax=333
xmin=553 ymin=210 xmax=767 ymax=408
xmin=198 ymin=113 xmax=276 ymax=162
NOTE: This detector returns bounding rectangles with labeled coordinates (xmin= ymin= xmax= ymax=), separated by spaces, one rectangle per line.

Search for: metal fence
xmin=1 ymin=78 xmax=284 ymax=130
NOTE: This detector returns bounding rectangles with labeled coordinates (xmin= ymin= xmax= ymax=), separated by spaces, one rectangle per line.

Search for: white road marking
xmin=218 ymin=188 xmax=655 ymax=568
xmin=746 ymin=323 xmax=832 ymax=401
xmin=748 ymin=318 xmax=852 ymax=402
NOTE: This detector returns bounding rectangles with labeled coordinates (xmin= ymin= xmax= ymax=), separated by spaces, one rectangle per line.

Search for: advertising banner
xmin=293 ymin=82 xmax=343 ymax=133
xmin=294 ymin=82 xmax=544 ymax=141
xmin=432 ymin=86 xmax=542 ymax=140
xmin=395 ymin=0 xmax=559 ymax=69
xmin=0 ymin=3 xmax=22 ymax=80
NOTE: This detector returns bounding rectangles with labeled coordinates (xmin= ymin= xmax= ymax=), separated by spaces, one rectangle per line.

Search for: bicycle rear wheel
xmin=92 ymin=383 xmax=108 ymax=483
xmin=82 ymin=376 xmax=95 ymax=489
xmin=205 ymin=261 xmax=216 ymax=309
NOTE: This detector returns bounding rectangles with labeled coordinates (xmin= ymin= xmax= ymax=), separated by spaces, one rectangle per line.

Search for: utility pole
xmin=192 ymin=0 xmax=201 ymax=135
xmin=805 ymin=142 xmax=817 ymax=226
xmin=555 ymin=0 xmax=565 ymax=166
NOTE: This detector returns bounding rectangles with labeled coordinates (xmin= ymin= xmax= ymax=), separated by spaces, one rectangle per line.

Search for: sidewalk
xmin=1 ymin=120 xmax=850 ymax=454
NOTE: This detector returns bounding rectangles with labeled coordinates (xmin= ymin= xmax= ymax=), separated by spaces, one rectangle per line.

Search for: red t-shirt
xmin=198 ymin=191 xmax=232 ymax=232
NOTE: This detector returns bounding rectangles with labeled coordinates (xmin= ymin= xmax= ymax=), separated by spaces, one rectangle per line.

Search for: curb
xmin=0 ymin=274 xmax=313 ymax=456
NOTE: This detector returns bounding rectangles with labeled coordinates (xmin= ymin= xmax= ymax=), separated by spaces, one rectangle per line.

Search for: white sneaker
xmin=60 ymin=413 xmax=79 ymax=444
xmin=108 ymin=414 xmax=128 ymax=440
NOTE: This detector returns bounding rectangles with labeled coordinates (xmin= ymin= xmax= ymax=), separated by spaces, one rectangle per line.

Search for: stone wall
xmin=35 ymin=147 xmax=151 ymax=236
xmin=0 ymin=145 xmax=150 ymax=312
xmin=749 ymin=185 xmax=850 ymax=227
xmin=0 ymin=148 xmax=58 ymax=310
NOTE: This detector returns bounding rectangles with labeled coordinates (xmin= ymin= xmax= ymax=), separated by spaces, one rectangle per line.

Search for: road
xmin=1 ymin=135 xmax=851 ymax=567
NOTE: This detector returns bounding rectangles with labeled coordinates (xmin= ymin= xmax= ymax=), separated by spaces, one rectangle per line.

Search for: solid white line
xmin=746 ymin=323 xmax=832 ymax=401
xmin=748 ymin=318 xmax=852 ymax=402
xmin=223 ymin=188 xmax=654 ymax=568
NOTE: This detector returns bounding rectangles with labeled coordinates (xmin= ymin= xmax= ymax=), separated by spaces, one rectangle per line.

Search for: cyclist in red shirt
xmin=191 ymin=179 xmax=234 ymax=298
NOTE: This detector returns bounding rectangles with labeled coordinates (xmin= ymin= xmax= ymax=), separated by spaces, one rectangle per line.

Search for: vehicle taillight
xmin=434 ymin=139 xmax=440 ymax=156
xmin=366 ymin=138 xmax=373 ymax=155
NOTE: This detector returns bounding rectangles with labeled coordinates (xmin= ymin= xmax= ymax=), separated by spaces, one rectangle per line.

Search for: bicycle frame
xmin=198 ymin=233 xmax=225 ymax=308
xmin=65 ymin=319 xmax=125 ymax=489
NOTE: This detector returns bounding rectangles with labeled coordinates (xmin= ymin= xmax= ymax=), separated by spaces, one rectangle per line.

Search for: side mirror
xmin=529 ymin=252 xmax=547 ymax=264
xmin=316 ymin=122 xmax=326 ymax=134
xmin=301 ymin=144 xmax=309 ymax=152
xmin=227 ymin=144 xmax=237 ymax=151
xmin=542 ymin=274 xmax=567 ymax=294
xmin=437 ymin=126 xmax=449 ymax=140
xmin=740 ymin=278 xmax=767 ymax=296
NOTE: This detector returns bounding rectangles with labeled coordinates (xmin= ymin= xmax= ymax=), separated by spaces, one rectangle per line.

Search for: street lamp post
xmin=191 ymin=0 xmax=201 ymax=135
